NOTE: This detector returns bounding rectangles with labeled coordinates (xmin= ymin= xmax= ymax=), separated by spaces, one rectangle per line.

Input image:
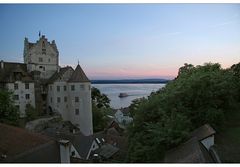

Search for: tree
xmin=91 ymin=87 xmax=111 ymax=132
xmin=127 ymin=62 xmax=240 ymax=162
xmin=25 ymin=103 xmax=38 ymax=121
xmin=91 ymin=87 xmax=110 ymax=108
xmin=0 ymin=89 xmax=20 ymax=125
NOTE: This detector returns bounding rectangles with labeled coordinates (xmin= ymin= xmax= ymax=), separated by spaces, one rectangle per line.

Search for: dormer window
xmin=42 ymin=48 xmax=46 ymax=55
xmin=42 ymin=41 xmax=45 ymax=48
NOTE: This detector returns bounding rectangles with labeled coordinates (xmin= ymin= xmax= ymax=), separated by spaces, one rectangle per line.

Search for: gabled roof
xmin=43 ymin=130 xmax=94 ymax=159
xmin=0 ymin=123 xmax=60 ymax=162
xmin=68 ymin=64 xmax=90 ymax=83
xmin=164 ymin=124 xmax=217 ymax=163
xmin=94 ymin=144 xmax=119 ymax=159
xmin=190 ymin=124 xmax=216 ymax=141
xmin=47 ymin=66 xmax=73 ymax=84
xmin=0 ymin=61 xmax=33 ymax=83
xmin=164 ymin=137 xmax=214 ymax=163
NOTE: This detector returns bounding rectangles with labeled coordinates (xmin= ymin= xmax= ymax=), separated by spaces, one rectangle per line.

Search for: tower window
xmin=14 ymin=83 xmax=18 ymax=90
xmin=25 ymin=94 xmax=30 ymax=99
xmin=80 ymin=84 xmax=85 ymax=90
xmin=75 ymin=97 xmax=79 ymax=102
xmin=42 ymin=41 xmax=45 ymax=48
xmin=57 ymin=97 xmax=61 ymax=103
xmin=42 ymin=49 xmax=46 ymax=55
xmin=57 ymin=86 xmax=60 ymax=92
xmin=75 ymin=109 xmax=79 ymax=115
xmin=25 ymin=83 xmax=29 ymax=89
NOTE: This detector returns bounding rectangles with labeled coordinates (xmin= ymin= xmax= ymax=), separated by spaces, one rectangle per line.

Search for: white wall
xmin=24 ymin=37 xmax=59 ymax=79
xmin=7 ymin=81 xmax=35 ymax=117
xmin=47 ymin=81 xmax=93 ymax=136
xmin=68 ymin=82 xmax=93 ymax=136
xmin=59 ymin=140 xmax=70 ymax=163
xmin=201 ymin=135 xmax=214 ymax=150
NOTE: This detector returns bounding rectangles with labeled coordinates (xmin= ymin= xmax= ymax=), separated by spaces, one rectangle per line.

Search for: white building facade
xmin=1 ymin=35 xmax=93 ymax=136
xmin=47 ymin=65 xmax=93 ymax=136
xmin=23 ymin=35 xmax=59 ymax=79
xmin=7 ymin=81 xmax=35 ymax=117
xmin=0 ymin=61 xmax=35 ymax=117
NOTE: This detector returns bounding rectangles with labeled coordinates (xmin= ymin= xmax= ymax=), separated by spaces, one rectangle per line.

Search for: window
xmin=71 ymin=85 xmax=75 ymax=91
xmin=75 ymin=97 xmax=79 ymax=102
xmin=75 ymin=109 xmax=79 ymax=115
xmin=14 ymin=95 xmax=19 ymax=100
xmin=57 ymin=86 xmax=60 ymax=92
xmin=71 ymin=151 xmax=75 ymax=157
xmin=64 ymin=96 xmax=67 ymax=102
xmin=25 ymin=94 xmax=30 ymax=99
xmin=64 ymin=86 xmax=67 ymax=91
xmin=14 ymin=83 xmax=18 ymax=90
xmin=48 ymin=58 xmax=50 ymax=62
xmin=51 ymin=97 xmax=52 ymax=103
xmin=57 ymin=97 xmax=61 ymax=103
xmin=39 ymin=57 xmax=43 ymax=62
xmin=15 ymin=105 xmax=20 ymax=110
xmin=25 ymin=83 xmax=29 ymax=89
xmin=42 ymin=41 xmax=45 ymax=48
xmin=80 ymin=84 xmax=85 ymax=90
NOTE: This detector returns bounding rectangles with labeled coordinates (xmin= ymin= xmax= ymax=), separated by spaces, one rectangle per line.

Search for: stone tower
xmin=23 ymin=35 xmax=59 ymax=79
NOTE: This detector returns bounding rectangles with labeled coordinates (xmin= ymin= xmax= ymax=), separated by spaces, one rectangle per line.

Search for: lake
xmin=92 ymin=84 xmax=166 ymax=109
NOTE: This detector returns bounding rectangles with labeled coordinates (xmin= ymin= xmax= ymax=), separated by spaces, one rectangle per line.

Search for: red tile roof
xmin=0 ymin=123 xmax=52 ymax=157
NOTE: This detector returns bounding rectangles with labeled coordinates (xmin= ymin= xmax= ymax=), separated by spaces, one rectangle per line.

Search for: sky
xmin=0 ymin=4 xmax=240 ymax=79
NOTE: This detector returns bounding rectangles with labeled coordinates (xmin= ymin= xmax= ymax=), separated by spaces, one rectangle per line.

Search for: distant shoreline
xmin=91 ymin=79 xmax=171 ymax=84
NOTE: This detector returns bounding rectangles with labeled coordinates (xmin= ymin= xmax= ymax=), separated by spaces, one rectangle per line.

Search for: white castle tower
xmin=23 ymin=34 xmax=59 ymax=79
xmin=47 ymin=64 xmax=93 ymax=136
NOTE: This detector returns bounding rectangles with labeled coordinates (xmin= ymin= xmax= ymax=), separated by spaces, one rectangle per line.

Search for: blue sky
xmin=0 ymin=4 xmax=240 ymax=79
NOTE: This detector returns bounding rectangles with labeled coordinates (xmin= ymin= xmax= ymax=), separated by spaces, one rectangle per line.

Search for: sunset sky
xmin=0 ymin=4 xmax=240 ymax=79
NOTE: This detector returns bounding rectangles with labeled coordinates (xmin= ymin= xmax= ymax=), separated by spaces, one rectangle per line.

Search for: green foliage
xmin=127 ymin=62 xmax=240 ymax=162
xmin=25 ymin=103 xmax=38 ymax=121
xmin=92 ymin=103 xmax=109 ymax=132
xmin=91 ymin=87 xmax=111 ymax=132
xmin=0 ymin=89 xmax=20 ymax=125
xmin=92 ymin=87 xmax=110 ymax=108
xmin=128 ymin=97 xmax=146 ymax=117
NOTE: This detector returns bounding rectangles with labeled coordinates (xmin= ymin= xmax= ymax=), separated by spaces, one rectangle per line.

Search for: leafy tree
xmin=91 ymin=87 xmax=110 ymax=108
xmin=127 ymin=62 xmax=240 ymax=162
xmin=0 ymin=89 xmax=20 ymax=125
xmin=25 ymin=103 xmax=38 ymax=121
xmin=91 ymin=87 xmax=111 ymax=132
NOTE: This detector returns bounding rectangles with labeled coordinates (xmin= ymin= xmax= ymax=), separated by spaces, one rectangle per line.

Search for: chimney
xmin=0 ymin=60 xmax=4 ymax=69
xmin=59 ymin=140 xmax=71 ymax=163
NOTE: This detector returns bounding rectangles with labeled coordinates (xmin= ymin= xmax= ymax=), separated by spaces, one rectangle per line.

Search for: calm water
xmin=92 ymin=84 xmax=165 ymax=109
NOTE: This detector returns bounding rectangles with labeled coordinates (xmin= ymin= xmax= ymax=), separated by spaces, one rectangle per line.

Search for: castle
xmin=0 ymin=35 xmax=93 ymax=136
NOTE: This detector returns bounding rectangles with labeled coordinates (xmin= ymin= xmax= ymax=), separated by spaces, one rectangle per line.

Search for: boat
xmin=119 ymin=93 xmax=128 ymax=98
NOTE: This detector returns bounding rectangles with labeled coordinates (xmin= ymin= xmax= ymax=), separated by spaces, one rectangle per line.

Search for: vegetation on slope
xmin=91 ymin=87 xmax=111 ymax=132
xmin=127 ymin=62 xmax=240 ymax=162
xmin=0 ymin=89 xmax=20 ymax=125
